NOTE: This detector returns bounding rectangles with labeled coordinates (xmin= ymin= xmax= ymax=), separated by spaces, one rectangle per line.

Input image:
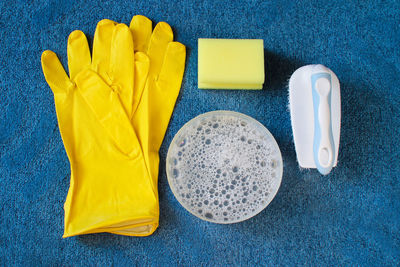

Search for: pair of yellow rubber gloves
xmin=41 ymin=15 xmax=186 ymax=237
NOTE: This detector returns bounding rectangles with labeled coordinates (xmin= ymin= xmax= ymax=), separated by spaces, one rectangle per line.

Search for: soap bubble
xmin=178 ymin=138 xmax=186 ymax=147
xmin=172 ymin=169 xmax=179 ymax=178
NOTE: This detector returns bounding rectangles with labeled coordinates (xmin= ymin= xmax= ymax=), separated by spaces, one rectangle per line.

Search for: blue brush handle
xmin=311 ymin=73 xmax=335 ymax=175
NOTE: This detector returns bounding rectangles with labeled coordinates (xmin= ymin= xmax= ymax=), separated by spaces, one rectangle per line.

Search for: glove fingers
xmin=130 ymin=15 xmax=152 ymax=53
xmin=132 ymin=42 xmax=186 ymax=152
xmin=132 ymin=52 xmax=150 ymax=116
xmin=147 ymin=22 xmax=173 ymax=76
xmin=75 ymin=68 xmax=141 ymax=158
xmin=92 ymin=19 xmax=117 ymax=79
xmin=149 ymin=42 xmax=186 ymax=150
xmin=158 ymin=42 xmax=186 ymax=90
xmin=109 ymin=23 xmax=135 ymax=116
xmin=67 ymin=30 xmax=91 ymax=81
xmin=41 ymin=50 xmax=73 ymax=94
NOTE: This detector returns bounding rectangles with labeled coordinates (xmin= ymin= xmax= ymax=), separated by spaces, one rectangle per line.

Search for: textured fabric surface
xmin=1 ymin=0 xmax=399 ymax=265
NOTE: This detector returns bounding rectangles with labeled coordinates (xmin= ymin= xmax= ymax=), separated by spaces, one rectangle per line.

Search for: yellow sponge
xmin=198 ymin=38 xmax=264 ymax=89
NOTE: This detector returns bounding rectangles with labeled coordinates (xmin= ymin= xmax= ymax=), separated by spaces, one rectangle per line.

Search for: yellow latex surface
xmin=41 ymin=16 xmax=185 ymax=237
xmin=198 ymin=38 xmax=264 ymax=89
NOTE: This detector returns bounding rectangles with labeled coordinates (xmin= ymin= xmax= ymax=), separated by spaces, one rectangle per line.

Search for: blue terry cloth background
xmin=0 ymin=0 xmax=399 ymax=265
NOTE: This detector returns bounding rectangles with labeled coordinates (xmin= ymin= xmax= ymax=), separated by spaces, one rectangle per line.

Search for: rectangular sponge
xmin=198 ymin=38 xmax=264 ymax=89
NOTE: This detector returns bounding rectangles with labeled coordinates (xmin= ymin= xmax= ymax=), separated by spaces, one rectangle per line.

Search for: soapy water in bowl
xmin=166 ymin=111 xmax=282 ymax=223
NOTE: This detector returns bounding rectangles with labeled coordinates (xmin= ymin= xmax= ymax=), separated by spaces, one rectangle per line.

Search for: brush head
xmin=289 ymin=64 xmax=341 ymax=174
xmin=166 ymin=111 xmax=283 ymax=223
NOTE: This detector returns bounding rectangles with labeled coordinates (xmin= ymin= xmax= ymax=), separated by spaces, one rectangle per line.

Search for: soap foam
xmin=166 ymin=111 xmax=282 ymax=223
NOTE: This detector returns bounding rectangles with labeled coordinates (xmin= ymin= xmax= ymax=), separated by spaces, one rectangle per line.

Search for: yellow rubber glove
xmin=129 ymin=15 xmax=186 ymax=193
xmin=112 ymin=15 xmax=186 ymax=236
xmin=41 ymin=24 xmax=158 ymax=237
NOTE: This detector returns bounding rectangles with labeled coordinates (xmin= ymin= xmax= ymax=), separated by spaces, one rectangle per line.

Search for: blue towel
xmin=1 ymin=0 xmax=399 ymax=265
